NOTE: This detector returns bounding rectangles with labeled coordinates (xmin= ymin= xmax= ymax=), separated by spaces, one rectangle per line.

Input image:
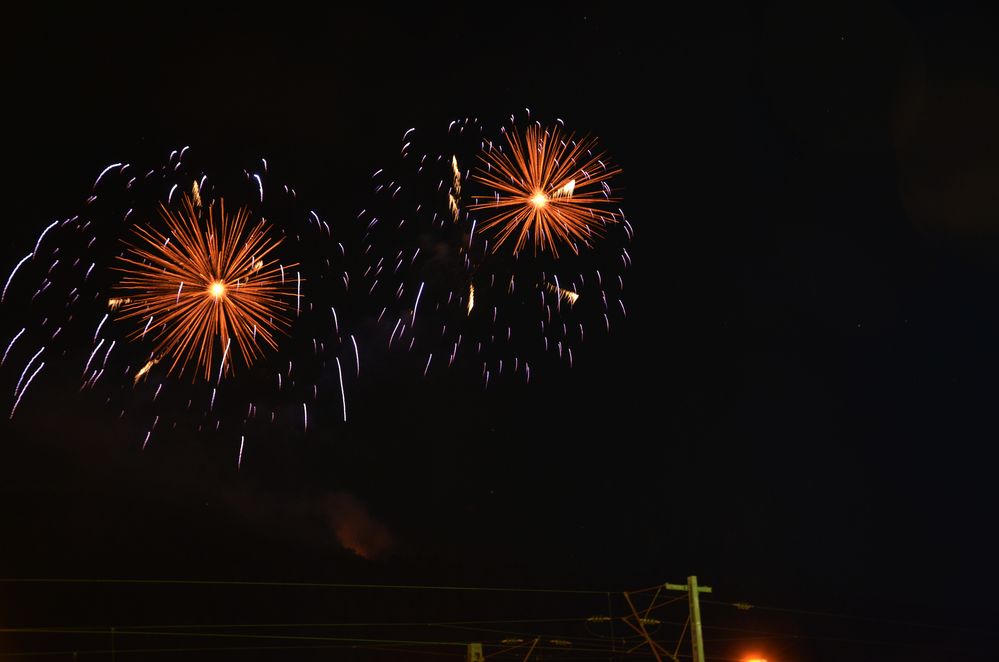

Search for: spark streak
xmin=3 ymin=253 xmax=33 ymax=303
xmin=10 ymin=362 xmax=44 ymax=419
xmin=2 ymin=328 xmax=25 ymax=367
xmin=335 ymin=356 xmax=347 ymax=422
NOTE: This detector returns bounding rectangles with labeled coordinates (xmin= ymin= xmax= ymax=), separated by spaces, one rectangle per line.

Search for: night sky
xmin=2 ymin=3 xmax=998 ymax=661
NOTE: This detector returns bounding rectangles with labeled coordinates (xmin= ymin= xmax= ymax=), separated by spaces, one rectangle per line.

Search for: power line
xmin=0 ymin=577 xmax=611 ymax=595
xmin=2 ymin=643 xmax=459 ymax=658
xmin=0 ymin=644 xmax=742 ymax=661
xmin=3 ymin=616 xmax=605 ymax=633
xmin=1 ymin=614 xmax=850 ymax=640
xmin=6 ymin=578 xmax=993 ymax=660
xmin=0 ymin=627 xmax=749 ymax=660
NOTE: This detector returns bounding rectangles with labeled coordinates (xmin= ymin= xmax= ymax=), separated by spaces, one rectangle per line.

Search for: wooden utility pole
xmin=665 ymin=576 xmax=711 ymax=662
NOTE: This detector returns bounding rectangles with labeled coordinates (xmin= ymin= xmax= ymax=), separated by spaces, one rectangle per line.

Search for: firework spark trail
xmin=553 ymin=179 xmax=576 ymax=199
xmin=15 ymin=347 xmax=45 ymax=397
xmin=237 ymin=435 xmax=245 ymax=470
xmin=87 ymin=368 xmax=105 ymax=389
xmin=335 ymin=356 xmax=346 ymax=422
xmin=192 ymin=180 xmax=202 ymax=207
xmin=102 ymin=340 xmax=116 ymax=367
xmin=134 ymin=358 xmax=158 ymax=385
xmin=388 ymin=319 xmax=401 ymax=348
xmin=217 ymin=337 xmax=231 ymax=383
xmin=3 ymin=253 xmax=33 ymax=303
xmin=83 ymin=339 xmax=105 ymax=376
xmin=412 ymin=281 xmax=425 ymax=324
xmin=253 ymin=174 xmax=264 ymax=203
xmin=451 ymin=155 xmax=462 ymax=196
xmin=10 ymin=361 xmax=44 ymax=419
xmin=2 ymin=328 xmax=25 ymax=366
xmin=135 ymin=314 xmax=153 ymax=342
xmin=544 ymin=281 xmax=580 ymax=305
xmin=33 ymin=220 xmax=59 ymax=256
xmin=93 ymin=163 xmax=123 ymax=189
xmin=350 ymin=334 xmax=360 ymax=377
xmin=94 ymin=313 xmax=109 ymax=341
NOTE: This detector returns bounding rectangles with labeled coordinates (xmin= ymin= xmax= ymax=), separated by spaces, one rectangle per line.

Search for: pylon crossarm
xmin=642 ymin=586 xmax=663 ymax=621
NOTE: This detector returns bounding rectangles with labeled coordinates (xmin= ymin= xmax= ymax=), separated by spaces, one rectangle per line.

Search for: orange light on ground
xmin=744 ymin=657 xmax=768 ymax=662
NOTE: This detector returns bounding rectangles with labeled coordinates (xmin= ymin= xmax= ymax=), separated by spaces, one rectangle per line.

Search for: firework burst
xmin=114 ymin=191 xmax=298 ymax=381
xmin=469 ymin=123 xmax=621 ymax=257
xmin=1 ymin=149 xmax=354 ymax=463
xmin=358 ymin=112 xmax=633 ymax=386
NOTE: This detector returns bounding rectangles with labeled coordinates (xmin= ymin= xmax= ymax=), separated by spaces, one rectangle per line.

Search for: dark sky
xmin=2 ymin=2 xmax=998 ymax=661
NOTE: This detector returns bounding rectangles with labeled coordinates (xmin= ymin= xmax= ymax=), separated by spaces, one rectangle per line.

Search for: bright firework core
xmin=530 ymin=191 xmax=548 ymax=208
xmin=209 ymin=280 xmax=227 ymax=299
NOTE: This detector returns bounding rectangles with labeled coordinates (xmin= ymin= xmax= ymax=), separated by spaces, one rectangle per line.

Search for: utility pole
xmin=665 ymin=576 xmax=711 ymax=662
xmin=467 ymin=643 xmax=484 ymax=662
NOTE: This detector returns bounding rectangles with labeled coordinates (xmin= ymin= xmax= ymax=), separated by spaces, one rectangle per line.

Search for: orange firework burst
xmin=114 ymin=192 xmax=298 ymax=381
xmin=469 ymin=124 xmax=621 ymax=257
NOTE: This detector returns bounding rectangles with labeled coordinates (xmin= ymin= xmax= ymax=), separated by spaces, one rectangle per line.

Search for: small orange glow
xmin=530 ymin=190 xmax=548 ymax=208
xmin=553 ymin=178 xmax=576 ymax=199
xmin=744 ymin=657 xmax=768 ymax=662
xmin=133 ymin=357 xmax=159 ymax=385
xmin=209 ymin=281 xmax=226 ymax=299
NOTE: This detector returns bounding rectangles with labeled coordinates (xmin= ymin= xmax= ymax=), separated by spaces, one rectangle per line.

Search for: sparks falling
xmin=544 ymin=281 xmax=580 ymax=305
xmin=133 ymin=357 xmax=159 ymax=385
